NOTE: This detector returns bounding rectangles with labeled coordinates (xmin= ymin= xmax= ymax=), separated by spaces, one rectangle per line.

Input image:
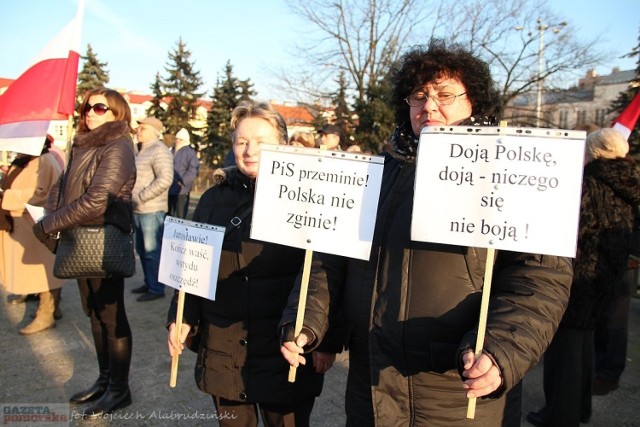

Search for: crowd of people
xmin=1 ymin=38 xmax=638 ymax=426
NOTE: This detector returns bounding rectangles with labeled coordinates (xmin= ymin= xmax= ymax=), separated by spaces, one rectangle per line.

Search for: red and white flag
xmin=0 ymin=0 xmax=84 ymax=156
xmin=612 ymin=92 xmax=640 ymax=140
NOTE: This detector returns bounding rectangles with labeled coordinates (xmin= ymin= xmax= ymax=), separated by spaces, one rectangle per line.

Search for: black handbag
xmin=53 ymin=224 xmax=135 ymax=279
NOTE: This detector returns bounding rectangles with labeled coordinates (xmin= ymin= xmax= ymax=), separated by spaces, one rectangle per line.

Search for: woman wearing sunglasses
xmin=33 ymin=88 xmax=137 ymax=419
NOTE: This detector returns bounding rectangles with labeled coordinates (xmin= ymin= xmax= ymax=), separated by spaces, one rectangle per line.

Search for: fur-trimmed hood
xmin=211 ymin=166 xmax=255 ymax=191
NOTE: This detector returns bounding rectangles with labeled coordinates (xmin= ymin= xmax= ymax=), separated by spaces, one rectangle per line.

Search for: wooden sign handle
xmin=169 ymin=289 xmax=186 ymax=387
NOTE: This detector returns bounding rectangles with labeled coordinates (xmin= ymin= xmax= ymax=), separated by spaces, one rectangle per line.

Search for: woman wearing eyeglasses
xmin=281 ymin=39 xmax=573 ymax=425
xmin=33 ymin=87 xmax=136 ymax=419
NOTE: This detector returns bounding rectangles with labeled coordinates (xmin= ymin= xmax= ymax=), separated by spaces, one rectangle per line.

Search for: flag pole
xmin=65 ymin=115 xmax=74 ymax=161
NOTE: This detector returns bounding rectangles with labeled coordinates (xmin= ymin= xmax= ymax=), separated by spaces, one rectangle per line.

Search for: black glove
xmin=280 ymin=323 xmax=316 ymax=350
xmin=32 ymin=221 xmax=58 ymax=253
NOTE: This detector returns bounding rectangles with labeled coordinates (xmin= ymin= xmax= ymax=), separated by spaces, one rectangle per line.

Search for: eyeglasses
xmin=83 ymin=102 xmax=111 ymax=115
xmin=404 ymin=91 xmax=467 ymax=107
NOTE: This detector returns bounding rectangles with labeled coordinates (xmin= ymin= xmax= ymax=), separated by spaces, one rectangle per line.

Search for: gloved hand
xmin=32 ymin=221 xmax=58 ymax=253
xmin=279 ymin=323 xmax=316 ymax=349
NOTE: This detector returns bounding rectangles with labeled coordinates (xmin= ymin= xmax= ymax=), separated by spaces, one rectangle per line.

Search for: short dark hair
xmin=389 ymin=39 xmax=501 ymax=133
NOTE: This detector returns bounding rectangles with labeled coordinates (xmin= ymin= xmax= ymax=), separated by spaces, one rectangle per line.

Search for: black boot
xmin=69 ymin=330 xmax=109 ymax=404
xmin=83 ymin=336 xmax=132 ymax=419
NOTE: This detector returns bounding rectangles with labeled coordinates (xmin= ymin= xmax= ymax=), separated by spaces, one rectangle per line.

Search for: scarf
xmin=388 ymin=115 xmax=500 ymax=157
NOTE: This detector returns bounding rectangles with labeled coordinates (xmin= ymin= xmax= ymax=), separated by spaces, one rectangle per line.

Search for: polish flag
xmin=612 ymin=92 xmax=640 ymax=140
xmin=0 ymin=0 xmax=84 ymax=156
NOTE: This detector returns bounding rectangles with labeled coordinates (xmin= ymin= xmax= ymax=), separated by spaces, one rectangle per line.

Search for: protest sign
xmin=252 ymin=145 xmax=384 ymax=260
xmin=412 ymin=126 xmax=585 ymax=257
xmin=159 ymin=216 xmax=225 ymax=301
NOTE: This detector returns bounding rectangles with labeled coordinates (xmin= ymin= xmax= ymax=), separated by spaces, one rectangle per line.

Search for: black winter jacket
xmin=562 ymin=158 xmax=640 ymax=329
xmin=42 ymin=121 xmax=135 ymax=234
xmin=169 ymin=167 xmax=327 ymax=404
xmin=283 ymin=151 xmax=573 ymax=425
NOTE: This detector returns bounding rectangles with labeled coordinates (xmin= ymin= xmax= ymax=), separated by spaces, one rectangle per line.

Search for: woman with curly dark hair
xmin=281 ymin=39 xmax=572 ymax=425
xmin=387 ymin=39 xmax=502 ymax=156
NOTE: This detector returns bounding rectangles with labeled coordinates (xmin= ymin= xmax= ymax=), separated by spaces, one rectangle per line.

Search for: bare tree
xmin=275 ymin=0 xmax=434 ymax=103
xmin=435 ymin=0 xmax=609 ymax=124
xmin=278 ymin=0 xmax=611 ymax=129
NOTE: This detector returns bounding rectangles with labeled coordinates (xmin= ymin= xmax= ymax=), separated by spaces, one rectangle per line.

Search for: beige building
xmin=504 ymin=68 xmax=635 ymax=129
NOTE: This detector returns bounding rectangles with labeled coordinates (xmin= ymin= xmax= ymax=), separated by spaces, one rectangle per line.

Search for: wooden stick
xmin=169 ymin=289 xmax=186 ymax=387
xmin=467 ymin=247 xmax=495 ymax=418
xmin=288 ymin=249 xmax=314 ymax=382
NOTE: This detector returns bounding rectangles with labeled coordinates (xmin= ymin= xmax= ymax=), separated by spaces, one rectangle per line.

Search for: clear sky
xmin=0 ymin=0 xmax=638 ymax=102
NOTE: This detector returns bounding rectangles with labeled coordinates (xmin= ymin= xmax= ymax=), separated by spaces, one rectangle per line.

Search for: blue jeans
xmin=133 ymin=211 xmax=165 ymax=295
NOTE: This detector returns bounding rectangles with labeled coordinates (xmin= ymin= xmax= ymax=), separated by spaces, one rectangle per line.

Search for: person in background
xmin=167 ymin=101 xmax=340 ymax=427
xmin=33 ymin=87 xmax=136 ymax=418
xmin=593 ymin=263 xmax=636 ymax=395
xmin=1 ymin=135 xmax=64 ymax=334
xmin=47 ymin=136 xmax=66 ymax=171
xmin=168 ymin=128 xmax=199 ymax=219
xmin=527 ymin=128 xmax=640 ymax=426
xmin=130 ymin=117 xmax=173 ymax=302
xmin=592 ymin=123 xmax=638 ymax=397
xmin=289 ymin=130 xmax=316 ymax=148
xmin=280 ymin=39 xmax=573 ymax=425
xmin=317 ymin=124 xmax=342 ymax=150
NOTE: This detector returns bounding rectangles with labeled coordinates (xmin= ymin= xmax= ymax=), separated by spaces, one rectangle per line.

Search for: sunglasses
xmin=83 ymin=102 xmax=111 ymax=115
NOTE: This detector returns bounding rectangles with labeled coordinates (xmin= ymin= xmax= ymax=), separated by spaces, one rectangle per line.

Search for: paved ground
xmin=2 ymin=266 xmax=639 ymax=426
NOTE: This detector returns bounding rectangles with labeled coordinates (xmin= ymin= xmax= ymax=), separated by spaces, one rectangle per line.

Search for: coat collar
xmin=73 ymin=121 xmax=131 ymax=149
xmin=212 ymin=166 xmax=254 ymax=191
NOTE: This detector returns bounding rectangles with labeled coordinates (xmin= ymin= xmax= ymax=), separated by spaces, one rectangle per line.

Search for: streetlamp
xmin=534 ymin=18 xmax=567 ymax=127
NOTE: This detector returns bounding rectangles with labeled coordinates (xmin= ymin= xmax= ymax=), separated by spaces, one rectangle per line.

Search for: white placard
xmin=159 ymin=216 xmax=225 ymax=300
xmin=412 ymin=126 xmax=585 ymax=257
xmin=252 ymin=145 xmax=384 ymax=260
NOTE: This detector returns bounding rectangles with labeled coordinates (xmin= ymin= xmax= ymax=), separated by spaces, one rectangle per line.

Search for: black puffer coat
xmin=171 ymin=167 xmax=325 ymax=404
xmin=284 ymin=151 xmax=573 ymax=425
xmin=41 ymin=121 xmax=135 ymax=234
xmin=562 ymin=158 xmax=640 ymax=329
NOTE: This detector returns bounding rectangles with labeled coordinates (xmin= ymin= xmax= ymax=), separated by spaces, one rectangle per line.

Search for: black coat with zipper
xmin=169 ymin=167 xmax=325 ymax=404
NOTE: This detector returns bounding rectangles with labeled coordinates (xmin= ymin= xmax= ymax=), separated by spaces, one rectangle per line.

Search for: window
xmin=559 ymin=110 xmax=568 ymax=129
xmin=595 ymin=109 xmax=607 ymax=127
xmin=576 ymin=110 xmax=587 ymax=125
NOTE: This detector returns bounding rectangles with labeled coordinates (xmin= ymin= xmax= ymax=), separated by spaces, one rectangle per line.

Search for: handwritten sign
xmin=159 ymin=216 xmax=225 ymax=300
xmin=252 ymin=145 xmax=384 ymax=260
xmin=412 ymin=126 xmax=585 ymax=257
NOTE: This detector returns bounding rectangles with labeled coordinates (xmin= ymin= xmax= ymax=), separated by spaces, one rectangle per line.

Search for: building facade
xmin=504 ymin=68 xmax=635 ymax=129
